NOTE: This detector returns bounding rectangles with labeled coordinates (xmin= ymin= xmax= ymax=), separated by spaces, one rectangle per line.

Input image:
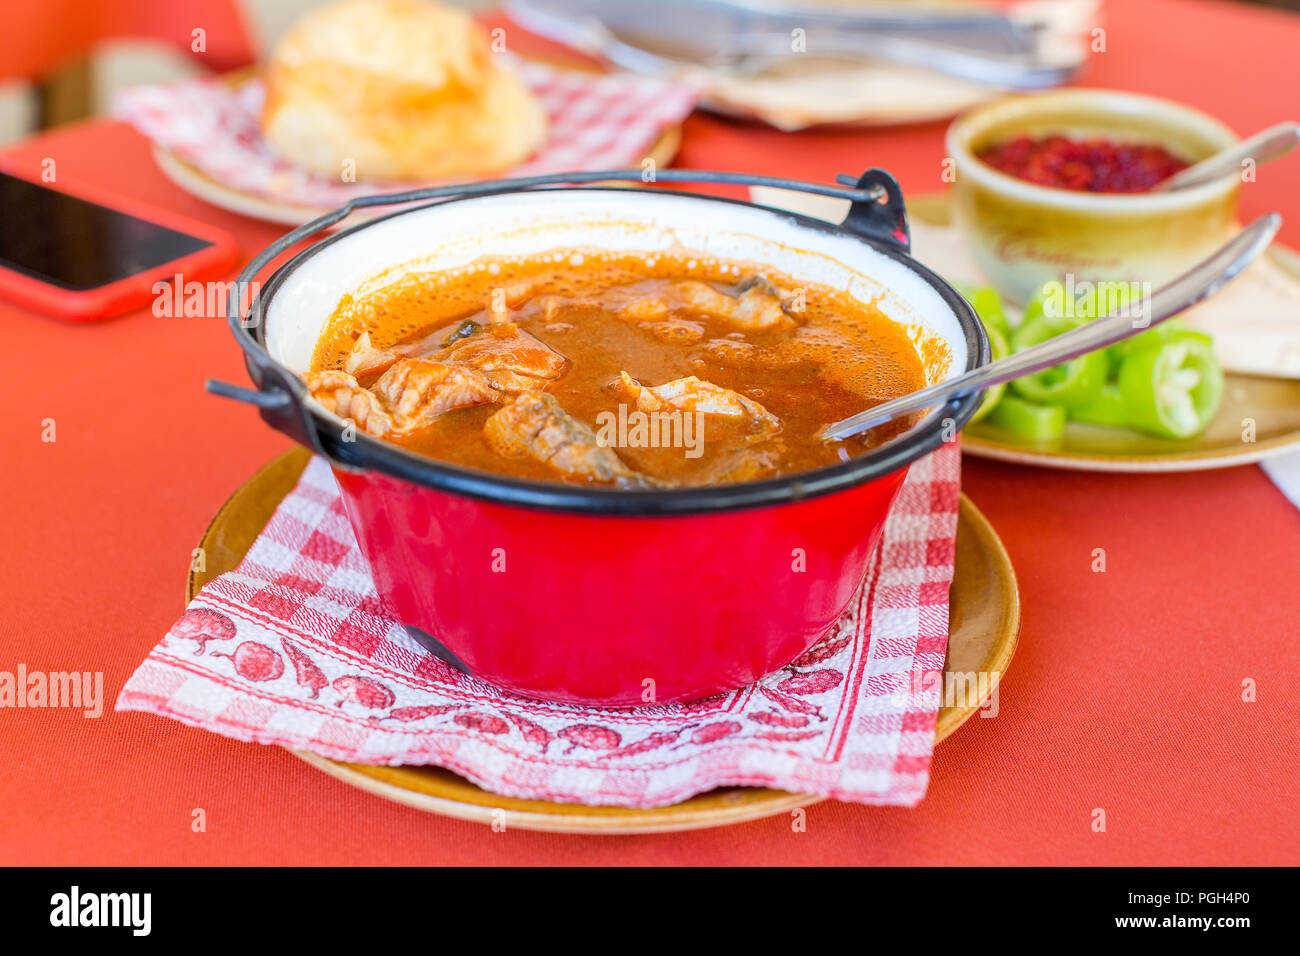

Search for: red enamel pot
xmin=215 ymin=170 xmax=986 ymax=705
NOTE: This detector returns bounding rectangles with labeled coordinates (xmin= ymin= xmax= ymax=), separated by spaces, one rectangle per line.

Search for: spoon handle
xmin=1159 ymin=122 xmax=1300 ymax=191
xmin=820 ymin=214 xmax=1281 ymax=442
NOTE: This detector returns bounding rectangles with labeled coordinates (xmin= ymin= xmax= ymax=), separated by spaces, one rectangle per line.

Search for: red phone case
xmin=0 ymin=158 xmax=240 ymax=321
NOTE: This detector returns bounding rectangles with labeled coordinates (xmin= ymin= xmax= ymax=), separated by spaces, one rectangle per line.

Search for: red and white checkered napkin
xmin=113 ymin=60 xmax=700 ymax=210
xmin=118 ymin=443 xmax=961 ymax=808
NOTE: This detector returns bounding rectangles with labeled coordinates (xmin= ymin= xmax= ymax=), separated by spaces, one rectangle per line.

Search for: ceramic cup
xmin=946 ymin=89 xmax=1241 ymax=305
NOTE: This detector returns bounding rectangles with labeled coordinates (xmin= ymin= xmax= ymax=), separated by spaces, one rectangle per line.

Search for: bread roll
xmin=262 ymin=0 xmax=547 ymax=181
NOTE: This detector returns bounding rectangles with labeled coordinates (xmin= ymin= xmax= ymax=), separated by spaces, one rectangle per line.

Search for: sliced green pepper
xmin=1070 ymin=280 xmax=1140 ymax=321
xmin=988 ymin=395 xmax=1066 ymax=440
xmin=1117 ymin=334 xmax=1224 ymax=439
xmin=1107 ymin=319 xmax=1207 ymax=366
xmin=1011 ymin=313 xmax=1074 ymax=349
xmin=1022 ymin=278 xmax=1140 ymax=326
xmin=1070 ymin=383 xmax=1130 ymax=428
xmin=969 ymin=323 xmax=1010 ymax=424
xmin=1020 ymin=283 xmax=1055 ymax=327
xmin=1009 ymin=316 xmax=1108 ymax=409
xmin=954 ymin=282 xmax=1011 ymax=339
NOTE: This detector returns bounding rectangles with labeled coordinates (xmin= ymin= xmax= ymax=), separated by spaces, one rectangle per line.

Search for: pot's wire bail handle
xmin=208 ymin=196 xmax=367 ymax=463
xmin=838 ymin=169 xmax=910 ymax=253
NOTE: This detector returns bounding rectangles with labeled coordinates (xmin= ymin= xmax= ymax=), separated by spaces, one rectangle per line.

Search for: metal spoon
xmin=820 ymin=214 xmax=1281 ymax=442
xmin=1155 ymin=122 xmax=1300 ymax=191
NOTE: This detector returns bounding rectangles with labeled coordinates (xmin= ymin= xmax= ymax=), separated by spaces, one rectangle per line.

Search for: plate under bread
xmin=188 ymin=448 xmax=1020 ymax=833
xmin=152 ymin=64 xmax=683 ymax=226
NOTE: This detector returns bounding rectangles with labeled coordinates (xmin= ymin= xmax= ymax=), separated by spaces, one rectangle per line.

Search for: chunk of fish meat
xmin=373 ymin=359 xmax=500 ymax=429
xmin=729 ymin=276 xmax=795 ymax=331
xmin=307 ymin=360 xmax=498 ymax=438
xmin=343 ymin=330 xmax=401 ymax=379
xmin=436 ymin=321 xmax=566 ymax=392
xmin=698 ymin=443 xmax=786 ymax=484
xmin=485 ymin=280 xmax=539 ymax=324
xmin=663 ymin=278 xmax=795 ymax=332
xmin=618 ymin=297 xmax=670 ymax=322
xmin=614 ymin=372 xmax=781 ymax=435
xmin=484 ymin=391 xmax=651 ymax=486
xmin=613 ymin=295 xmax=706 ymax=343
xmin=304 ymin=370 xmax=398 ymax=437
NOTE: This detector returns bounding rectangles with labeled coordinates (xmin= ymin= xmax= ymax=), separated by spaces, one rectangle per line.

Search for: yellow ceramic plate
xmin=908 ymin=194 xmax=1300 ymax=472
xmin=189 ymin=449 xmax=1020 ymax=833
xmin=152 ymin=67 xmax=682 ymax=226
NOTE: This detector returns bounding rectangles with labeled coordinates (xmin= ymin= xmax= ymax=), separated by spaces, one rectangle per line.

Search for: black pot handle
xmin=839 ymin=168 xmax=911 ymax=254
xmin=208 ymin=363 xmax=332 ymax=463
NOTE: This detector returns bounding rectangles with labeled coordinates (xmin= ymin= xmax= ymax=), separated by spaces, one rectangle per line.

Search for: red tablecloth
xmin=1 ymin=0 xmax=1297 ymax=865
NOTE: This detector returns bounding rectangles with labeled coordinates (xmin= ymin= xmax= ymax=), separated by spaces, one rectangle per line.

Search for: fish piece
xmin=613 ymin=294 xmax=706 ymax=343
xmin=729 ymin=275 xmax=795 ymax=331
xmin=343 ymin=330 xmax=401 ymax=379
xmin=487 ymin=295 xmax=510 ymax=324
xmin=484 ymin=391 xmax=650 ymax=486
xmin=613 ymin=372 xmax=781 ymax=435
xmin=699 ymin=444 xmax=786 ymax=484
xmin=666 ymin=280 xmax=738 ymax=317
xmin=661 ymin=278 xmax=796 ymax=332
xmin=304 ymin=370 xmax=398 ymax=437
xmin=486 ymin=280 xmax=539 ymax=324
xmin=373 ymin=359 xmax=500 ymax=432
xmin=436 ymin=321 xmax=566 ymax=392
xmin=618 ymin=297 xmax=670 ymax=322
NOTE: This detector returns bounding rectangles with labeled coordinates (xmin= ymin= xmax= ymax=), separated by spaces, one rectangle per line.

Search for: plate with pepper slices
xmin=907 ymin=195 xmax=1300 ymax=473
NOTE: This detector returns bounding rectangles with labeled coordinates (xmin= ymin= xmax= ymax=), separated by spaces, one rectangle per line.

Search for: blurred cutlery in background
xmin=506 ymin=0 xmax=1082 ymax=89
